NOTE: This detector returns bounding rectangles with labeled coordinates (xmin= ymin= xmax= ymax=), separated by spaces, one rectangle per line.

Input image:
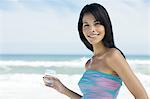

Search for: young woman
xmin=43 ymin=3 xmax=148 ymax=99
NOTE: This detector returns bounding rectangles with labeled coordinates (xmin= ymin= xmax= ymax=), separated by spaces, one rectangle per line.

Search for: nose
xmin=90 ymin=25 xmax=96 ymax=33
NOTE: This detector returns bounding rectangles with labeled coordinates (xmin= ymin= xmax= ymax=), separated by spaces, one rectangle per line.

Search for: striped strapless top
xmin=78 ymin=70 xmax=122 ymax=99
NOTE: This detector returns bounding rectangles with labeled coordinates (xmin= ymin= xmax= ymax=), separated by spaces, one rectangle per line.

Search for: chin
xmin=88 ymin=41 xmax=98 ymax=45
xmin=88 ymin=40 xmax=102 ymax=45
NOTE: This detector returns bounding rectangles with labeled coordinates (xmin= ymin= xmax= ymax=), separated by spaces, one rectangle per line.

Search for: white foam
xmin=0 ymin=73 xmax=149 ymax=99
xmin=0 ymin=58 xmax=149 ymax=68
xmin=0 ymin=57 xmax=88 ymax=68
xmin=127 ymin=59 xmax=150 ymax=65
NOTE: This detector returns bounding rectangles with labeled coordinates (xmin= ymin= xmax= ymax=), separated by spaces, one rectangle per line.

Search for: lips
xmin=87 ymin=33 xmax=100 ymax=38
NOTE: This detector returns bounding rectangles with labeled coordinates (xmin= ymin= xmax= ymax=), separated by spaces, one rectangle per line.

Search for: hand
xmin=43 ymin=75 xmax=67 ymax=94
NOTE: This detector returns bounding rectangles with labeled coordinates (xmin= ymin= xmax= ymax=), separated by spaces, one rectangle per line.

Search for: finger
xmin=43 ymin=76 xmax=56 ymax=80
xmin=43 ymin=76 xmax=53 ymax=81
xmin=43 ymin=78 xmax=53 ymax=83
xmin=45 ymin=83 xmax=54 ymax=88
xmin=43 ymin=75 xmax=52 ymax=78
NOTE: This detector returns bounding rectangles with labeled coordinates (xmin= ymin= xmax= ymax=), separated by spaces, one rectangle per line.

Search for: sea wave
xmin=0 ymin=57 xmax=88 ymax=67
xmin=127 ymin=60 xmax=150 ymax=65
xmin=0 ymin=58 xmax=150 ymax=67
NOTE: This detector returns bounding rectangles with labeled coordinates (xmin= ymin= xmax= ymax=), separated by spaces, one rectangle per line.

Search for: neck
xmin=92 ymin=42 xmax=108 ymax=57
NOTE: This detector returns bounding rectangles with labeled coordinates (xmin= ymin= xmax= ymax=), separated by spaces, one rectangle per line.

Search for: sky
xmin=0 ymin=0 xmax=149 ymax=55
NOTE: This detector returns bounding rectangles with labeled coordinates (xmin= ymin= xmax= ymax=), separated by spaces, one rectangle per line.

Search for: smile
xmin=88 ymin=33 xmax=100 ymax=38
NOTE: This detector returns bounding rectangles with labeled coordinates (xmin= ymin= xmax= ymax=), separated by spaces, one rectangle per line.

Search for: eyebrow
xmin=83 ymin=22 xmax=88 ymax=24
xmin=83 ymin=20 xmax=100 ymax=24
xmin=94 ymin=20 xmax=100 ymax=22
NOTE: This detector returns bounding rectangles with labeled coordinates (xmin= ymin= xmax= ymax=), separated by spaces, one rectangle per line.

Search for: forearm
xmin=135 ymin=95 xmax=149 ymax=99
xmin=62 ymin=86 xmax=82 ymax=99
xmin=134 ymin=92 xmax=149 ymax=99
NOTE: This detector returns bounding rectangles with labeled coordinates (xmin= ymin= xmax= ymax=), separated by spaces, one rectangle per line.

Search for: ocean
xmin=0 ymin=54 xmax=150 ymax=99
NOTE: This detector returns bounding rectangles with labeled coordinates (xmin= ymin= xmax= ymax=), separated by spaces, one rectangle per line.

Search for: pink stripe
xmin=95 ymin=77 xmax=121 ymax=90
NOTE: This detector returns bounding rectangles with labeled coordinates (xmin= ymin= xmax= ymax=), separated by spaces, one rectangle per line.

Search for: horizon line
xmin=0 ymin=53 xmax=150 ymax=56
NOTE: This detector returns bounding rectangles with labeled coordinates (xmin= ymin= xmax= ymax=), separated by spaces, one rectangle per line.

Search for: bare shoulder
xmin=96 ymin=48 xmax=121 ymax=60
xmin=105 ymin=48 xmax=124 ymax=60
xmin=104 ymin=48 xmax=126 ymax=69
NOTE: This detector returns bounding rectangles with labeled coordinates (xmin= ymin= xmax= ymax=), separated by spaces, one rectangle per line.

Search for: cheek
xmin=82 ymin=29 xmax=88 ymax=37
xmin=97 ymin=26 xmax=105 ymax=35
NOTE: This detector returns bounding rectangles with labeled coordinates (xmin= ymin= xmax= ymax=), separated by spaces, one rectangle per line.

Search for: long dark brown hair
xmin=78 ymin=3 xmax=125 ymax=58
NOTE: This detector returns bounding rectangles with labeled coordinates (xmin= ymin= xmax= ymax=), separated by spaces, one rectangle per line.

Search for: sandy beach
xmin=0 ymin=73 xmax=149 ymax=99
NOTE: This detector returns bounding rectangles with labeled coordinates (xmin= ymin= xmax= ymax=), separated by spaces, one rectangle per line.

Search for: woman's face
xmin=82 ymin=13 xmax=105 ymax=45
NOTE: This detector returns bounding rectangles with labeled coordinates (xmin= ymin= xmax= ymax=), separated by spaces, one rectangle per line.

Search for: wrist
xmin=62 ymin=86 xmax=69 ymax=95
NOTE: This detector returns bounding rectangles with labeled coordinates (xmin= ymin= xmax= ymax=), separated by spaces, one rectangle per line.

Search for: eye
xmin=94 ymin=22 xmax=101 ymax=25
xmin=83 ymin=24 xmax=89 ymax=27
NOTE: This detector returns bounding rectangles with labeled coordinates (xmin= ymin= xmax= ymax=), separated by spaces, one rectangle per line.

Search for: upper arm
xmin=85 ymin=59 xmax=91 ymax=69
xmin=106 ymin=49 xmax=148 ymax=98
